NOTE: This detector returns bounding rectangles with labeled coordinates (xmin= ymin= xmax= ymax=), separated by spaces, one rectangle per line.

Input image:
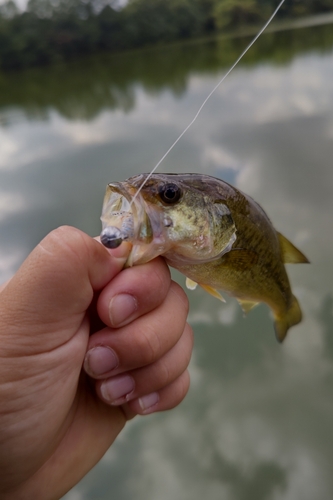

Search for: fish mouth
xmin=100 ymin=182 xmax=138 ymax=242
xmin=101 ymin=175 xmax=238 ymax=267
xmin=100 ymin=180 xmax=170 ymax=266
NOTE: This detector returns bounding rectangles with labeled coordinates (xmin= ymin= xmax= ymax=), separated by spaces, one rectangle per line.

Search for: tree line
xmin=0 ymin=0 xmax=333 ymax=70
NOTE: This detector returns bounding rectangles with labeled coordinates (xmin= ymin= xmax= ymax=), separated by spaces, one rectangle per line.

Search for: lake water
xmin=1 ymin=17 xmax=333 ymax=500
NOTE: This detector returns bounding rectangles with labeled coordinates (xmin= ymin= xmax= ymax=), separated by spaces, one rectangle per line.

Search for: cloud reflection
xmin=0 ymin=24 xmax=333 ymax=500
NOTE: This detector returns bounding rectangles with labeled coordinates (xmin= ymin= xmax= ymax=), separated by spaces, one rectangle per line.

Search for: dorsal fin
xmin=277 ymin=232 xmax=309 ymax=264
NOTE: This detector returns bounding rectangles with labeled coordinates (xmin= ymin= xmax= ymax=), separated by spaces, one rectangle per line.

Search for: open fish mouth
xmin=100 ymin=181 xmax=152 ymax=262
xmin=100 ymin=179 xmax=172 ymax=266
xmin=100 ymin=183 xmax=138 ymax=248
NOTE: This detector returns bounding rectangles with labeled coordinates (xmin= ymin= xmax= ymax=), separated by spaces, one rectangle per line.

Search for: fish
xmin=100 ymin=173 xmax=309 ymax=342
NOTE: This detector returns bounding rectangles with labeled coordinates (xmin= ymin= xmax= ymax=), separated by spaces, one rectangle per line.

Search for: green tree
xmin=213 ymin=0 xmax=261 ymax=30
xmin=125 ymin=0 xmax=208 ymax=45
xmin=0 ymin=0 xmax=19 ymax=19
xmin=97 ymin=5 xmax=129 ymax=50
xmin=1 ymin=0 xmax=333 ymax=71
xmin=27 ymin=0 xmax=54 ymax=18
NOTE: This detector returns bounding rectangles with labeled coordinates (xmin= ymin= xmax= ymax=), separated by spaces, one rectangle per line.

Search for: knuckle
xmin=185 ymin=322 xmax=194 ymax=349
xmin=137 ymin=324 xmax=162 ymax=365
xmin=157 ymin=358 xmax=171 ymax=386
xmin=150 ymin=259 xmax=171 ymax=288
xmin=48 ymin=226 xmax=83 ymax=247
xmin=141 ymin=264 xmax=170 ymax=303
xmin=166 ymin=371 xmax=190 ymax=409
xmin=188 ymin=326 xmax=194 ymax=353
xmin=178 ymin=370 xmax=190 ymax=400
xmin=177 ymin=323 xmax=194 ymax=369
xmin=170 ymin=282 xmax=189 ymax=315
xmin=40 ymin=226 xmax=89 ymax=263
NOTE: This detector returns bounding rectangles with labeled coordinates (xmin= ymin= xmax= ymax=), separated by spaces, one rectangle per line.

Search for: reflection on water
xmin=1 ymin=17 xmax=333 ymax=500
xmin=1 ymin=23 xmax=333 ymax=122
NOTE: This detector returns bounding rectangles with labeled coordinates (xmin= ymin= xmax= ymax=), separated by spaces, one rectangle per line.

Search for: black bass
xmin=100 ymin=174 xmax=309 ymax=342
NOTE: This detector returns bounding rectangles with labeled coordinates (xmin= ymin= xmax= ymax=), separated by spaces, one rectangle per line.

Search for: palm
xmin=0 ymin=305 xmax=126 ymax=499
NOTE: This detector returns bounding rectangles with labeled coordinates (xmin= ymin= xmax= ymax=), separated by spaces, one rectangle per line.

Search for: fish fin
xmin=277 ymin=232 xmax=310 ymax=264
xmin=186 ymin=278 xmax=198 ymax=291
xmin=222 ymin=249 xmax=258 ymax=269
xmin=274 ymin=294 xmax=302 ymax=343
xmin=237 ymin=299 xmax=259 ymax=314
xmin=199 ymin=284 xmax=226 ymax=302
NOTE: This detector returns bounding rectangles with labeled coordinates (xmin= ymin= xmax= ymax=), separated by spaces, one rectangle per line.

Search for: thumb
xmin=0 ymin=226 xmax=130 ymax=355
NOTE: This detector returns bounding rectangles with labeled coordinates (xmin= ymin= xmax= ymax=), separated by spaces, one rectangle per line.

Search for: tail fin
xmin=274 ymin=295 xmax=302 ymax=343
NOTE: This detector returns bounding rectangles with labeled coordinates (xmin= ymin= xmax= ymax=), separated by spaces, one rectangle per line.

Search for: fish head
xmin=101 ymin=173 xmax=237 ymax=267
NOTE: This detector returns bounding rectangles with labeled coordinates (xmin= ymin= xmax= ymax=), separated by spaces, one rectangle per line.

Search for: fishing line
xmin=130 ymin=0 xmax=286 ymax=206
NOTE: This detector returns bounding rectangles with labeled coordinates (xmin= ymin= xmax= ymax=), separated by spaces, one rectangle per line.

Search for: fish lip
xmin=111 ymin=180 xmax=165 ymax=236
xmin=102 ymin=179 xmax=172 ymax=266
xmin=100 ymin=181 xmax=141 ymax=239
xmin=101 ymin=180 xmax=158 ymax=247
xmin=107 ymin=181 xmax=137 ymax=201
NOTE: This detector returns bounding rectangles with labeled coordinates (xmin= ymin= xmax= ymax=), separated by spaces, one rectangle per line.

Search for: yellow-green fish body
xmin=101 ymin=173 xmax=309 ymax=342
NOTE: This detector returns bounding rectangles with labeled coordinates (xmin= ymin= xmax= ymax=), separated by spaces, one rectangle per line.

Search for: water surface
xmin=1 ymin=20 xmax=333 ymax=500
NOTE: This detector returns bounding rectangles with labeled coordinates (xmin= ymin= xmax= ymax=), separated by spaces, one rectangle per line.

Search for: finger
xmin=0 ymin=278 xmax=11 ymax=293
xmin=124 ymin=370 xmax=191 ymax=417
xmin=97 ymin=257 xmax=171 ymax=328
xmin=94 ymin=322 xmax=193 ymax=406
xmin=0 ymin=226 xmax=130 ymax=355
xmin=83 ymin=281 xmax=189 ymax=379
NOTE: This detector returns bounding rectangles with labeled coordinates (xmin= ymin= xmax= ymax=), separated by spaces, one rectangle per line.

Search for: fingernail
xmin=100 ymin=375 xmax=135 ymax=404
xmin=139 ymin=392 xmax=160 ymax=413
xmin=84 ymin=346 xmax=118 ymax=376
xmin=109 ymin=294 xmax=138 ymax=327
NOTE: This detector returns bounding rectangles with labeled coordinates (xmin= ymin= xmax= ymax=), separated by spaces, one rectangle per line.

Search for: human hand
xmin=0 ymin=226 xmax=192 ymax=499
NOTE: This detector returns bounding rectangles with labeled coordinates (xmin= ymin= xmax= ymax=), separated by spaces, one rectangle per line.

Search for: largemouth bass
xmin=100 ymin=174 xmax=309 ymax=342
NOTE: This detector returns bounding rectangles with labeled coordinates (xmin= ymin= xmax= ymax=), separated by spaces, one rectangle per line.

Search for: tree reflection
xmin=0 ymin=22 xmax=333 ymax=122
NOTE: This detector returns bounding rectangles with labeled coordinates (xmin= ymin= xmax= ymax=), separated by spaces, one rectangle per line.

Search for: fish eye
xmin=158 ymin=183 xmax=182 ymax=204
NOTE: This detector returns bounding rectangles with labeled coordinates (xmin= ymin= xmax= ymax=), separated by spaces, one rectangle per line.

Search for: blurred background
xmin=1 ymin=1 xmax=333 ymax=499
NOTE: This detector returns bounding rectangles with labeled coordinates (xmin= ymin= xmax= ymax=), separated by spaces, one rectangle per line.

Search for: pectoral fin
xmin=277 ymin=232 xmax=309 ymax=264
xmin=237 ymin=299 xmax=259 ymax=314
xmin=222 ymin=249 xmax=258 ymax=269
xmin=186 ymin=278 xmax=198 ymax=290
xmin=199 ymin=284 xmax=226 ymax=302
